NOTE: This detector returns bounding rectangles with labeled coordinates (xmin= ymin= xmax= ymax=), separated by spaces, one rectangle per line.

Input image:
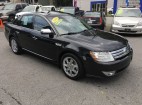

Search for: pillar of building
xmin=140 ymin=0 xmax=142 ymax=12
xmin=113 ymin=0 xmax=117 ymax=14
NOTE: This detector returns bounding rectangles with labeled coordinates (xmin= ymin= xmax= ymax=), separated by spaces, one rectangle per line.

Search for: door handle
xmin=32 ymin=36 xmax=38 ymax=40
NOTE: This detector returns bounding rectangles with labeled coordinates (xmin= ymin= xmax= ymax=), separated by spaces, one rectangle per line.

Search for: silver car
xmin=111 ymin=7 xmax=142 ymax=34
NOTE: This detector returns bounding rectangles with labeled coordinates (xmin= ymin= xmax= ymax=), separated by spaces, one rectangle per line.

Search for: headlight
xmin=90 ymin=51 xmax=114 ymax=62
xmin=114 ymin=21 xmax=120 ymax=26
xmin=137 ymin=22 xmax=142 ymax=26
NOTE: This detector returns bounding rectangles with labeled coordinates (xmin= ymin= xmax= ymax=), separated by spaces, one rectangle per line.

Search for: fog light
xmin=102 ymin=71 xmax=116 ymax=76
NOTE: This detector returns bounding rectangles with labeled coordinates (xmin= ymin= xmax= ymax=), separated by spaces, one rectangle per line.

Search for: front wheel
xmin=61 ymin=53 xmax=85 ymax=80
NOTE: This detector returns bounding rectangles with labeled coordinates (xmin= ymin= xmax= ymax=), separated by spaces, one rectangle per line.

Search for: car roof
xmin=28 ymin=4 xmax=42 ymax=6
xmin=22 ymin=11 xmax=71 ymax=17
xmin=42 ymin=5 xmax=55 ymax=7
xmin=59 ymin=6 xmax=75 ymax=9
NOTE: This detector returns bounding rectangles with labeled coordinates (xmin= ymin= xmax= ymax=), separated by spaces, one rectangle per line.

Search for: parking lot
xmin=0 ymin=17 xmax=142 ymax=105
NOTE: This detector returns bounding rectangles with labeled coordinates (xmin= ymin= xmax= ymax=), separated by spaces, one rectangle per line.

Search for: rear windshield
xmin=22 ymin=5 xmax=35 ymax=12
xmin=115 ymin=8 xmax=141 ymax=17
xmin=3 ymin=4 xmax=16 ymax=10
xmin=60 ymin=7 xmax=75 ymax=15
xmin=84 ymin=12 xmax=101 ymax=17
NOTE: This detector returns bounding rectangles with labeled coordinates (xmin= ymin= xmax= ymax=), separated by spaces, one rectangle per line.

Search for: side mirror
xmin=41 ymin=29 xmax=54 ymax=38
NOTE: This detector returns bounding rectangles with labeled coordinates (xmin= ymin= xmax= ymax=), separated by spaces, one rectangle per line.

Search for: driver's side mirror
xmin=41 ymin=29 xmax=54 ymax=38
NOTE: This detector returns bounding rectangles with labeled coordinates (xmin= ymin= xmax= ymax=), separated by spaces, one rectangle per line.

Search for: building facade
xmin=77 ymin=0 xmax=107 ymax=11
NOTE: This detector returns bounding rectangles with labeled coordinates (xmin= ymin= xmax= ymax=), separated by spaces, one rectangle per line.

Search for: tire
xmin=10 ymin=37 xmax=22 ymax=54
xmin=61 ymin=53 xmax=85 ymax=80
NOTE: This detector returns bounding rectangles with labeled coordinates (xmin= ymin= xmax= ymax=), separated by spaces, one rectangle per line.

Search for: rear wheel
xmin=61 ymin=53 xmax=85 ymax=80
xmin=10 ymin=37 xmax=22 ymax=54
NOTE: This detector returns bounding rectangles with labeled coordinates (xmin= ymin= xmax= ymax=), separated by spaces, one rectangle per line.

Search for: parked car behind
xmin=41 ymin=5 xmax=56 ymax=12
xmin=0 ymin=3 xmax=28 ymax=22
xmin=111 ymin=7 xmax=142 ymax=34
xmin=83 ymin=11 xmax=106 ymax=30
xmin=15 ymin=5 xmax=42 ymax=19
xmin=5 ymin=12 xmax=133 ymax=80
xmin=58 ymin=6 xmax=84 ymax=16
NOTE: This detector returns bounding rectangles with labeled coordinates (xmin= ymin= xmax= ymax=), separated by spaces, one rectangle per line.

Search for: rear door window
xmin=20 ymin=15 xmax=33 ymax=29
xmin=84 ymin=12 xmax=100 ymax=17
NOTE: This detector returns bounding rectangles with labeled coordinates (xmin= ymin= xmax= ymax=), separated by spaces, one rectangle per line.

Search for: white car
xmin=111 ymin=7 xmax=142 ymax=34
xmin=15 ymin=5 xmax=42 ymax=19
xmin=41 ymin=5 xmax=56 ymax=11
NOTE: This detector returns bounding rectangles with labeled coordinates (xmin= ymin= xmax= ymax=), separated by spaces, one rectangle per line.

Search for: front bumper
xmin=0 ymin=16 xmax=9 ymax=23
xmin=84 ymin=49 xmax=133 ymax=77
xmin=111 ymin=24 xmax=142 ymax=34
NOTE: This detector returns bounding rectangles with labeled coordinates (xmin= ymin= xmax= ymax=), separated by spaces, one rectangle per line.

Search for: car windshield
xmin=84 ymin=12 xmax=100 ymax=17
xmin=3 ymin=4 xmax=16 ymax=10
xmin=22 ymin=5 xmax=36 ymax=12
xmin=115 ymin=8 xmax=141 ymax=17
xmin=48 ymin=15 xmax=92 ymax=35
xmin=60 ymin=7 xmax=75 ymax=15
xmin=41 ymin=7 xmax=52 ymax=11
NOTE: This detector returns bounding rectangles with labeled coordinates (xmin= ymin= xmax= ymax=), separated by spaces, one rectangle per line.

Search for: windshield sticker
xmin=117 ymin=9 xmax=123 ymax=15
xmin=52 ymin=17 xmax=63 ymax=25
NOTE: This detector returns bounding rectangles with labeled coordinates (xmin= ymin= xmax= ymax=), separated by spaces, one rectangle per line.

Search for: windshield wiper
xmin=60 ymin=32 xmax=80 ymax=35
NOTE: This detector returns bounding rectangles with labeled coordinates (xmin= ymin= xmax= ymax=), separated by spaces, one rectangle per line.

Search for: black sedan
xmin=5 ymin=12 xmax=133 ymax=80
xmin=83 ymin=11 xmax=106 ymax=30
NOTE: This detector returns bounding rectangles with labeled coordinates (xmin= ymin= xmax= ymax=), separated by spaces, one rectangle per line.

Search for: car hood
xmin=114 ymin=17 xmax=142 ymax=24
xmin=0 ymin=9 xmax=13 ymax=14
xmin=16 ymin=12 xmax=31 ymax=16
xmin=62 ymin=30 xmax=128 ymax=52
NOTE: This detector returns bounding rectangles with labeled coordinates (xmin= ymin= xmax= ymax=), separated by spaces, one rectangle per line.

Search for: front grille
xmin=118 ymin=30 xmax=137 ymax=33
xmin=122 ymin=24 xmax=135 ymax=27
xmin=111 ymin=45 xmax=130 ymax=60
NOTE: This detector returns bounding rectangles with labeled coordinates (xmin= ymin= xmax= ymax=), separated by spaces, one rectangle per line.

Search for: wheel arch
xmin=58 ymin=49 xmax=84 ymax=68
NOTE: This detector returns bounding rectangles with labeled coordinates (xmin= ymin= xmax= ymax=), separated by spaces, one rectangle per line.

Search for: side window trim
xmin=19 ymin=14 xmax=34 ymax=29
xmin=33 ymin=15 xmax=58 ymax=36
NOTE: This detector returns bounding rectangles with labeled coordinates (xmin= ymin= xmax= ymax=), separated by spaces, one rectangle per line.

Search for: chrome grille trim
xmin=111 ymin=46 xmax=130 ymax=59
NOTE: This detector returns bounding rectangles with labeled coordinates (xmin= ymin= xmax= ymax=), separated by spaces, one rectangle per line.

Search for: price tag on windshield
xmin=52 ymin=17 xmax=63 ymax=25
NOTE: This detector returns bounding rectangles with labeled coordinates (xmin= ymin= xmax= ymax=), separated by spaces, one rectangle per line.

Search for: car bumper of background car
xmin=0 ymin=16 xmax=9 ymax=22
xmin=111 ymin=24 xmax=142 ymax=34
xmin=84 ymin=49 xmax=133 ymax=77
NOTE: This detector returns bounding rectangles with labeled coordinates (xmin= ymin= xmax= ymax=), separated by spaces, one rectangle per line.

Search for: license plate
xmin=87 ymin=21 xmax=92 ymax=24
xmin=125 ymin=28 xmax=131 ymax=32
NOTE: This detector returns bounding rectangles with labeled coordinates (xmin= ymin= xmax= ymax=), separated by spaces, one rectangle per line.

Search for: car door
xmin=29 ymin=15 xmax=59 ymax=61
xmin=15 ymin=14 xmax=35 ymax=51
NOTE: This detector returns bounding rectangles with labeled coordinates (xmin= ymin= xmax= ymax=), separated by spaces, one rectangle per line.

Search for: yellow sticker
xmin=52 ymin=17 xmax=63 ymax=25
xmin=60 ymin=8 xmax=64 ymax=12
xmin=52 ymin=17 xmax=59 ymax=23
xmin=117 ymin=9 xmax=123 ymax=15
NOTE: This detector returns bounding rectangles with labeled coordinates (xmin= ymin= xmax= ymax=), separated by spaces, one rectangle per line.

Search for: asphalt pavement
xmin=0 ymin=18 xmax=142 ymax=105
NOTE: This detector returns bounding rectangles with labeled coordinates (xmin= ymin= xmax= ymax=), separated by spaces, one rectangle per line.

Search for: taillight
xmin=100 ymin=17 xmax=102 ymax=24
